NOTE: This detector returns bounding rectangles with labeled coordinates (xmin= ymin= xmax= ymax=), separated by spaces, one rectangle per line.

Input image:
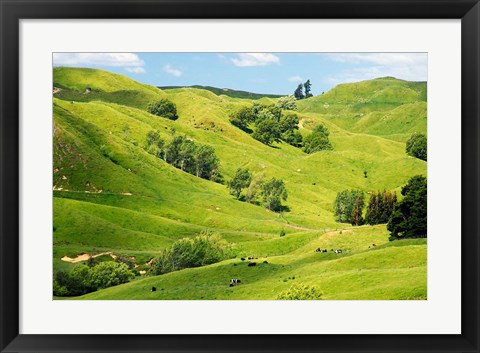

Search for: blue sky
xmin=53 ymin=53 xmax=427 ymax=95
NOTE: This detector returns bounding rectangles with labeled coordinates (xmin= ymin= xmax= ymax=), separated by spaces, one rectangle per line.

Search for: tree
xmin=195 ymin=144 xmax=220 ymax=181
xmin=303 ymin=124 xmax=333 ymax=153
xmin=387 ymin=175 xmax=427 ymax=240
xmin=53 ymin=261 xmax=134 ymax=297
xmin=334 ymin=190 xmax=364 ymax=224
xmin=294 ymin=83 xmax=305 ymax=100
xmin=147 ymin=98 xmax=178 ymax=120
xmin=259 ymin=105 xmax=282 ymax=123
xmin=350 ymin=194 xmax=365 ymax=226
xmin=304 ymin=80 xmax=313 ymax=98
xmin=164 ymin=135 xmax=184 ymax=166
xmin=406 ymin=133 xmax=427 ymax=161
xmin=230 ymin=106 xmax=256 ymax=131
xmin=145 ymin=130 xmax=165 ymax=158
xmin=149 ymin=232 xmax=228 ymax=275
xmin=178 ymin=138 xmax=197 ymax=173
xmin=146 ymin=130 xmax=161 ymax=146
xmin=276 ymin=95 xmax=297 ymax=111
xmin=245 ymin=172 xmax=265 ymax=204
xmin=252 ymin=115 xmax=281 ymax=146
xmin=279 ymin=113 xmax=299 ymax=134
xmin=228 ymin=168 xmax=252 ymax=199
xmin=90 ymin=262 xmax=135 ymax=289
xmin=260 ymin=178 xmax=288 ymax=212
xmin=282 ymin=130 xmax=303 ymax=147
xmin=365 ymin=190 xmax=397 ymax=225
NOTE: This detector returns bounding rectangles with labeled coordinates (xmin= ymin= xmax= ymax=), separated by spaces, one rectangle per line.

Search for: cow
xmin=372 ymin=243 xmax=377 ymax=247
xmin=248 ymin=262 xmax=257 ymax=267
xmin=230 ymin=279 xmax=241 ymax=284
xmin=322 ymin=249 xmax=327 ymax=253
xmin=263 ymin=260 xmax=269 ymax=264
xmin=335 ymin=249 xmax=342 ymax=254
xmin=151 ymin=287 xmax=157 ymax=292
xmin=240 ymin=257 xmax=245 ymax=261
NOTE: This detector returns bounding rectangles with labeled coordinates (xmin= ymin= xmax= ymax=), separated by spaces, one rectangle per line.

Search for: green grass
xmin=297 ymin=77 xmax=427 ymax=142
xmin=52 ymin=68 xmax=427 ymax=300
xmin=159 ymin=85 xmax=283 ymax=100
xmin=73 ymin=228 xmax=426 ymax=300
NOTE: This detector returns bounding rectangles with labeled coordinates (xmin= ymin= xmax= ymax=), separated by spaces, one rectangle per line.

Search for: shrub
xmin=406 ymin=133 xmax=427 ymax=161
xmin=53 ymin=262 xmax=135 ymax=297
xmin=149 ymin=232 xmax=229 ymax=275
xmin=147 ymin=99 xmax=178 ymax=120
xmin=276 ymin=95 xmax=297 ymax=111
xmin=303 ymin=124 xmax=333 ymax=153
xmin=277 ymin=284 xmax=322 ymax=300
xmin=90 ymin=262 xmax=135 ymax=289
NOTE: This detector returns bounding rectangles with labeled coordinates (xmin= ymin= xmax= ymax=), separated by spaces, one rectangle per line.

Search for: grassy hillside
xmin=159 ymin=85 xmax=283 ymax=100
xmin=53 ymin=68 xmax=427 ymax=300
xmin=70 ymin=227 xmax=427 ymax=300
xmin=297 ymin=77 xmax=427 ymax=142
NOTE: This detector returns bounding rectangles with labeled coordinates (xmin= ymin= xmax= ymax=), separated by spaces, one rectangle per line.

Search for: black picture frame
xmin=1 ymin=0 xmax=479 ymax=352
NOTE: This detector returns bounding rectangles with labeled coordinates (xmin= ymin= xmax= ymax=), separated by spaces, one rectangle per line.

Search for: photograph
xmin=52 ymin=52 xmax=427 ymax=300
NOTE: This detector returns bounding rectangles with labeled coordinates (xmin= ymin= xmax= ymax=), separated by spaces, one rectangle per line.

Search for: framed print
xmin=1 ymin=0 xmax=479 ymax=352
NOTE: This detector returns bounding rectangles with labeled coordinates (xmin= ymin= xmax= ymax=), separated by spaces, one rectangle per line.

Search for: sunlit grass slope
xmin=74 ymin=227 xmax=427 ymax=300
xmin=53 ymin=68 xmax=427 ymax=299
xmin=297 ymin=77 xmax=427 ymax=142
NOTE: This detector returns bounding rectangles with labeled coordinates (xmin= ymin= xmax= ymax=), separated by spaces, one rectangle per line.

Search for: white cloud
xmin=163 ymin=64 xmax=182 ymax=77
xmin=325 ymin=53 xmax=427 ymax=84
xmin=217 ymin=54 xmax=228 ymax=62
xmin=125 ymin=67 xmax=145 ymax=74
xmin=53 ymin=53 xmax=146 ymax=73
xmin=288 ymin=76 xmax=303 ymax=82
xmin=231 ymin=53 xmax=280 ymax=67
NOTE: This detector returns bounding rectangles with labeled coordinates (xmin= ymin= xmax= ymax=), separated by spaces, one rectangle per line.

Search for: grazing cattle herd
xmin=314 ymin=247 xmax=342 ymax=253
xmin=149 ymin=243 xmax=384 ymax=292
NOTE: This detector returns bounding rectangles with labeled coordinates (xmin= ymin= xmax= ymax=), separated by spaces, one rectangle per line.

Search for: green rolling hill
xmin=159 ymin=85 xmax=283 ymax=100
xmin=53 ymin=67 xmax=427 ymax=300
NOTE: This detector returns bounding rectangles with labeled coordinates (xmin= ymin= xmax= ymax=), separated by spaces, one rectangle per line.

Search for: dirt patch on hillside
xmin=61 ymin=251 xmax=117 ymax=263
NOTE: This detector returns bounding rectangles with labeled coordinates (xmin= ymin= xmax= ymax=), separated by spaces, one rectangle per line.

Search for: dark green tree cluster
xmin=303 ymin=124 xmax=333 ymax=153
xmin=293 ymin=79 xmax=313 ymax=100
xmin=387 ymin=175 xmax=427 ymax=240
xmin=53 ymin=262 xmax=135 ymax=297
xmin=334 ymin=190 xmax=365 ymax=226
xmin=145 ymin=131 xmax=221 ymax=182
xmin=365 ymin=190 xmax=397 ymax=225
xmin=228 ymin=169 xmax=288 ymax=212
xmin=230 ymin=103 xmax=303 ymax=147
xmin=406 ymin=133 xmax=427 ymax=161
xmin=147 ymin=98 xmax=178 ymax=120
xmin=149 ymin=232 xmax=228 ymax=275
